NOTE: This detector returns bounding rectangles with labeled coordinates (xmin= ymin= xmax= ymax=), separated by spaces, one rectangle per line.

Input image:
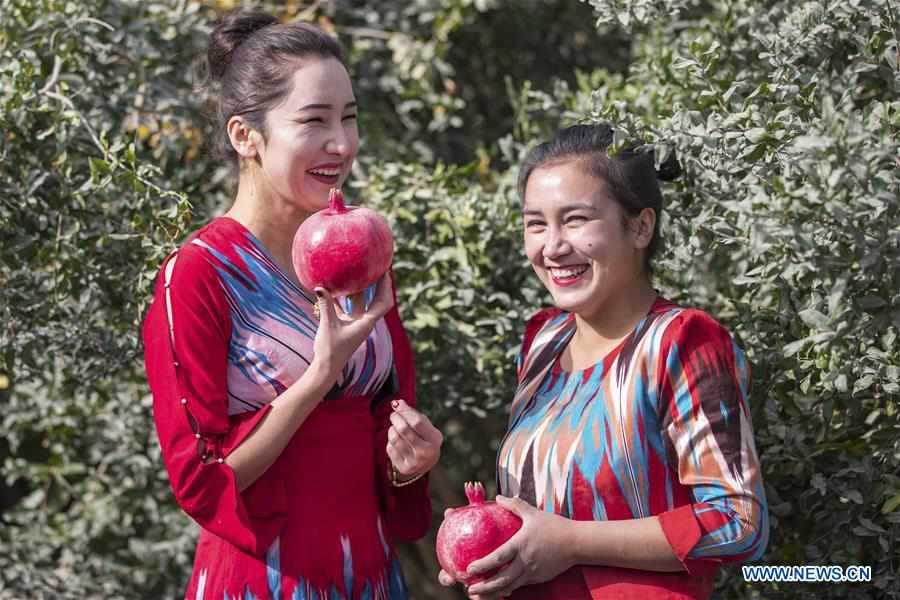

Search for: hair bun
xmin=207 ymin=11 xmax=279 ymax=82
xmin=654 ymin=146 xmax=682 ymax=182
xmin=612 ymin=139 xmax=681 ymax=182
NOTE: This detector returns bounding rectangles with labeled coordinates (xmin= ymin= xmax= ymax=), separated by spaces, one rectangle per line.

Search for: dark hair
xmin=517 ymin=123 xmax=681 ymax=275
xmin=207 ymin=11 xmax=346 ymax=162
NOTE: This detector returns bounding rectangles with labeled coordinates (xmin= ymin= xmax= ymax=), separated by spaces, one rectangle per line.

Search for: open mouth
xmin=549 ymin=264 xmax=589 ymax=286
xmin=307 ymin=165 xmax=341 ymax=186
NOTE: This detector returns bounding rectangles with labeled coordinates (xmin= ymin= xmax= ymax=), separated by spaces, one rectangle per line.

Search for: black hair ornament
xmin=653 ymin=144 xmax=682 ymax=182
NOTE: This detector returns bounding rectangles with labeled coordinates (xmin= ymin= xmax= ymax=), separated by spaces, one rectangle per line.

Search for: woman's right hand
xmin=311 ymin=272 xmax=395 ymax=379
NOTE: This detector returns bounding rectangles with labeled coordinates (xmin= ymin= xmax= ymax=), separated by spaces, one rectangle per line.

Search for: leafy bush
xmin=1 ymin=0 xmax=897 ymax=598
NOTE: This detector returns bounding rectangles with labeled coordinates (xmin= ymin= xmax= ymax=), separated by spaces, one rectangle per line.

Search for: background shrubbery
xmin=1 ymin=0 xmax=897 ymax=598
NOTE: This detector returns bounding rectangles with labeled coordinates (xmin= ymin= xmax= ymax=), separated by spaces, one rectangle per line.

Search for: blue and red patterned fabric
xmin=498 ymin=297 xmax=769 ymax=599
xmin=143 ymin=217 xmax=430 ymax=600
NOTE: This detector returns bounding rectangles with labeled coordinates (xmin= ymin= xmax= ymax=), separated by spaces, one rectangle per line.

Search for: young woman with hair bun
xmin=142 ymin=11 xmax=441 ymax=600
xmin=440 ymin=123 xmax=769 ymax=599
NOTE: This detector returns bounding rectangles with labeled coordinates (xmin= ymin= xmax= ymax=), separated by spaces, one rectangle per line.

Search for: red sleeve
xmin=517 ymin=307 xmax=561 ymax=380
xmin=655 ymin=310 xmax=768 ymax=575
xmin=372 ymin=271 xmax=432 ymax=542
xmin=142 ymin=248 xmax=287 ymax=556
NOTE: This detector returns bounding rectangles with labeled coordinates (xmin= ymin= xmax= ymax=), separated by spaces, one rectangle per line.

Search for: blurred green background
xmin=1 ymin=0 xmax=898 ymax=598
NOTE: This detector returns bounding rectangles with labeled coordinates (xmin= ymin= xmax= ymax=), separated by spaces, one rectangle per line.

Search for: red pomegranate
xmin=291 ymin=188 xmax=394 ymax=297
xmin=436 ymin=481 xmax=523 ymax=585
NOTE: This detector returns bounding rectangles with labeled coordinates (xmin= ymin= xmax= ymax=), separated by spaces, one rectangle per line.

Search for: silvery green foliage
xmin=303 ymin=0 xmax=612 ymax=165
xmin=1 ymin=0 xmax=210 ymax=596
xmin=580 ymin=0 xmax=690 ymax=28
xmin=357 ymin=162 xmax=544 ymax=420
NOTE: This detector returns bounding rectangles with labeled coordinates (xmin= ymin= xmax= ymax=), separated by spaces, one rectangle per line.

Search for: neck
xmin=223 ymin=165 xmax=311 ymax=278
xmin=571 ymin=277 xmax=658 ymax=350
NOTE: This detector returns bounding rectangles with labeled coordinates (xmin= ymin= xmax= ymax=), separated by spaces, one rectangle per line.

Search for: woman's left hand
xmin=464 ymin=495 xmax=574 ymax=599
xmin=386 ymin=399 xmax=442 ymax=479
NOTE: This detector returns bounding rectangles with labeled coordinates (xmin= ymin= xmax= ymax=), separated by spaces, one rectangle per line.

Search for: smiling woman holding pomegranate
xmin=439 ymin=124 xmax=768 ymax=600
xmin=142 ymin=11 xmax=442 ymax=600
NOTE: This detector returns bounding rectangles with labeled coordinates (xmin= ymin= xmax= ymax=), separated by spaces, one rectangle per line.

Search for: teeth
xmin=550 ymin=265 xmax=588 ymax=279
xmin=309 ymin=168 xmax=340 ymax=177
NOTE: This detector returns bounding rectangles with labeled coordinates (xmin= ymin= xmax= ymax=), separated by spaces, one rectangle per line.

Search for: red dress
xmin=142 ymin=217 xmax=430 ymax=600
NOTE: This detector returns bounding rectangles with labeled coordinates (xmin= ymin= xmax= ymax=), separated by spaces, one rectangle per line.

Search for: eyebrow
xmin=297 ymin=101 xmax=358 ymax=111
xmin=523 ymin=202 xmax=597 ymax=216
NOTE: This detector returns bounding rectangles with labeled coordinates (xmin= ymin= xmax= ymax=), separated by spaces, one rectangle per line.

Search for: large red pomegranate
xmin=291 ymin=188 xmax=394 ymax=297
xmin=436 ymin=482 xmax=523 ymax=585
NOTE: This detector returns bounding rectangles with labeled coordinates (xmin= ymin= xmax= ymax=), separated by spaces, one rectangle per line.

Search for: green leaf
xmin=811 ymin=473 xmax=827 ymax=495
xmin=858 ymin=517 xmax=887 ymax=534
xmin=798 ymin=309 xmax=831 ymax=331
xmin=792 ymin=135 xmax=834 ymax=151
xmin=857 ymin=296 xmax=886 ymax=309
xmin=843 ymin=490 xmax=864 ymax=504
xmin=834 ymin=374 xmax=848 ymax=393
xmin=882 ymin=495 xmax=900 ymax=514
xmin=783 ymin=338 xmax=809 ymax=358
xmin=853 ymin=374 xmax=875 ymax=395
xmin=738 ymin=143 xmax=766 ymax=161
xmin=745 ymin=128 xmax=767 ymax=143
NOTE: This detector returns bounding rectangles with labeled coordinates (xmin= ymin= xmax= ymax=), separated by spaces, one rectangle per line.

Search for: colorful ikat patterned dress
xmin=497 ymin=298 xmax=769 ymax=599
xmin=142 ymin=217 xmax=430 ymax=600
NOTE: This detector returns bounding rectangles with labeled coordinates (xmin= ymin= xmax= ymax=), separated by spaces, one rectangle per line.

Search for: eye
xmin=342 ymin=113 xmax=358 ymax=121
xmin=565 ymin=215 xmax=588 ymax=225
xmin=525 ymin=220 xmax=546 ymax=229
xmin=298 ymin=117 xmax=323 ymax=124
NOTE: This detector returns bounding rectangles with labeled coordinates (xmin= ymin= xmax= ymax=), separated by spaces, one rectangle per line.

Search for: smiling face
xmin=253 ymin=57 xmax=359 ymax=215
xmin=522 ymin=159 xmax=652 ymax=320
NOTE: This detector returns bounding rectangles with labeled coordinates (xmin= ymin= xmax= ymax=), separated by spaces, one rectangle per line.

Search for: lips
xmin=307 ymin=163 xmax=342 ymax=185
xmin=549 ymin=264 xmax=589 ymax=286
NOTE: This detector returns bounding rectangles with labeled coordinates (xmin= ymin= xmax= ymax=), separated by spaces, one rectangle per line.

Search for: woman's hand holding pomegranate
xmin=451 ymin=495 xmax=575 ymax=599
xmin=386 ymin=398 xmax=443 ymax=479
xmin=311 ymin=273 xmax=394 ymax=379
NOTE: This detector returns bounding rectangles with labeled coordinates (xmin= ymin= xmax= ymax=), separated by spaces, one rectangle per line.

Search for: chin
xmin=559 ymin=303 xmax=587 ymax=316
xmin=298 ymin=189 xmax=329 ymax=211
xmin=548 ymin=292 xmax=584 ymax=313
xmin=553 ymin=281 xmax=607 ymax=315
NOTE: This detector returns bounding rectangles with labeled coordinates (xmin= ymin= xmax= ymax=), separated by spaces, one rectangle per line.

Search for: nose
xmin=542 ymin=226 xmax=572 ymax=261
xmin=325 ymin=124 xmax=353 ymax=158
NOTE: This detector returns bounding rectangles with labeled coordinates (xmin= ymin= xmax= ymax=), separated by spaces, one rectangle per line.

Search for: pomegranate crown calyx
xmin=463 ymin=481 xmax=486 ymax=505
xmin=328 ymin=188 xmax=349 ymax=214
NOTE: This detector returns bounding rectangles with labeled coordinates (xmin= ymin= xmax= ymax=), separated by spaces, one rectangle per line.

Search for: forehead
xmin=273 ymin=57 xmax=354 ymax=110
xmin=523 ymin=160 xmax=612 ymax=210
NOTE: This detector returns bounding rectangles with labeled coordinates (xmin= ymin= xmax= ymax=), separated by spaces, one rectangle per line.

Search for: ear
xmin=632 ymin=207 xmax=656 ymax=250
xmin=226 ymin=116 xmax=262 ymax=159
